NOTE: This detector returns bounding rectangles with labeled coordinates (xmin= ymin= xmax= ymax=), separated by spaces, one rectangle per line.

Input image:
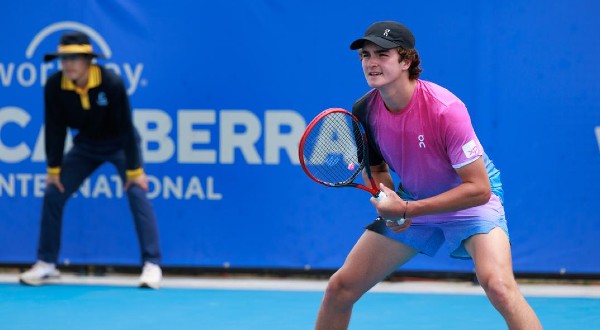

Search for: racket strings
xmin=302 ymin=113 xmax=367 ymax=185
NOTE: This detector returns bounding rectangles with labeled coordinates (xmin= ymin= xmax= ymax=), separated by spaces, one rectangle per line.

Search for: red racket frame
xmin=298 ymin=108 xmax=380 ymax=196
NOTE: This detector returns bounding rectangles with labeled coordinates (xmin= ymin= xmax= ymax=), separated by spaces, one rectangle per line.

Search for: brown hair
xmin=397 ymin=48 xmax=422 ymax=80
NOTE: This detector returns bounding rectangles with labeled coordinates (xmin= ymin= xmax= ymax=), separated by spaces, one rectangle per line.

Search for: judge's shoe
xmin=139 ymin=262 xmax=162 ymax=289
xmin=19 ymin=261 xmax=60 ymax=286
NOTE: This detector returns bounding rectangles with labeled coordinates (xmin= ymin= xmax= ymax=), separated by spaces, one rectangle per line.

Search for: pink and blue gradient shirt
xmin=353 ymin=79 xmax=504 ymax=223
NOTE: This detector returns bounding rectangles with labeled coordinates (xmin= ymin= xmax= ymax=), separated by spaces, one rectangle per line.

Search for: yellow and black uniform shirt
xmin=44 ymin=64 xmax=143 ymax=177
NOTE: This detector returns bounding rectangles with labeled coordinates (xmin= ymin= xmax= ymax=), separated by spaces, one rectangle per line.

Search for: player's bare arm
xmin=406 ymin=156 xmax=491 ymax=218
xmin=365 ymin=162 xmax=394 ymax=190
xmin=370 ymin=156 xmax=491 ymax=223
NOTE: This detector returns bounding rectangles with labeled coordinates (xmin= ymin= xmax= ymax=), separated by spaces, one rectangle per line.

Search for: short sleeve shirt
xmin=354 ymin=80 xmax=504 ymax=223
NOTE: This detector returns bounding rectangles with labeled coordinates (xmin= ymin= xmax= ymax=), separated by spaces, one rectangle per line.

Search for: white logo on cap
xmin=383 ymin=29 xmax=390 ymax=37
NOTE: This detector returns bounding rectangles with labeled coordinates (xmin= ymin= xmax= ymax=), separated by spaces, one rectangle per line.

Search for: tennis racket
xmin=298 ymin=108 xmax=405 ymax=225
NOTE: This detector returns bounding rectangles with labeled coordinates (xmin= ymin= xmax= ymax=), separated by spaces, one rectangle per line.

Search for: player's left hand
xmin=124 ymin=173 xmax=149 ymax=192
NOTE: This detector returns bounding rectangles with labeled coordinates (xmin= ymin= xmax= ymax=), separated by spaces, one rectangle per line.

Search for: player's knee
xmin=480 ymin=275 xmax=517 ymax=307
xmin=324 ymin=272 xmax=362 ymax=305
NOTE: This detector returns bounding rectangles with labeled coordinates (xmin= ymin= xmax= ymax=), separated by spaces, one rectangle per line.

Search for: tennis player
xmin=19 ymin=31 xmax=162 ymax=289
xmin=315 ymin=21 xmax=542 ymax=329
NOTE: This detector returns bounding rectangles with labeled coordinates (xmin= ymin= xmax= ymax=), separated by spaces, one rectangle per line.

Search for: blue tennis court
xmin=1 ymin=278 xmax=598 ymax=330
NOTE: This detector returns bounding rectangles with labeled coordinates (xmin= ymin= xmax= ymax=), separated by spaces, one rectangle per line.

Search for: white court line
xmin=1 ymin=273 xmax=598 ymax=298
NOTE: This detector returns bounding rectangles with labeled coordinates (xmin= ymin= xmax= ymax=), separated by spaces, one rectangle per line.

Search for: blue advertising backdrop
xmin=1 ymin=1 xmax=599 ymax=274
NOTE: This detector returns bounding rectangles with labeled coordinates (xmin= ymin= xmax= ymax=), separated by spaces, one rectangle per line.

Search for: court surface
xmin=1 ymin=273 xmax=599 ymax=329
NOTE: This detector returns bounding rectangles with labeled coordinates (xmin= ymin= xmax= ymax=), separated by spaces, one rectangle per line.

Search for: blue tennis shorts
xmin=365 ymin=217 xmax=509 ymax=259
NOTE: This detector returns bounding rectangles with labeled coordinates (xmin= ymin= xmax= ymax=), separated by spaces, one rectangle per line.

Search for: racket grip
xmin=374 ymin=190 xmax=387 ymax=201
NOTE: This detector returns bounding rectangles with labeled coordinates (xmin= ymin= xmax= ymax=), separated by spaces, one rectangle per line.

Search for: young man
xmin=315 ymin=21 xmax=542 ymax=329
xmin=19 ymin=31 xmax=163 ymax=289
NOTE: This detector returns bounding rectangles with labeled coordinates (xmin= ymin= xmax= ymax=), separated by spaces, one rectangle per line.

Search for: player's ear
xmin=400 ymin=59 xmax=411 ymax=70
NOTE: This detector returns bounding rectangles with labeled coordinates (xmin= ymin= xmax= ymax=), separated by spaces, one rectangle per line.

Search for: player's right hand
xmin=46 ymin=174 xmax=65 ymax=193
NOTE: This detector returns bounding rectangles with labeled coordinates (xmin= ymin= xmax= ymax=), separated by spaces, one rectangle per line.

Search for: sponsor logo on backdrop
xmin=0 ymin=21 xmax=145 ymax=95
xmin=0 ymin=21 xmax=306 ymax=200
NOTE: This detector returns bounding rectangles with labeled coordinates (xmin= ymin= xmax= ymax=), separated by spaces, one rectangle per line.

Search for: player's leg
xmin=465 ymin=228 xmax=542 ymax=329
xmin=315 ymin=230 xmax=417 ymax=330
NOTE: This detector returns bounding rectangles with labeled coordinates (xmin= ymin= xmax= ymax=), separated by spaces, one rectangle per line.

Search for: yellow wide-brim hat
xmin=43 ymin=31 xmax=104 ymax=62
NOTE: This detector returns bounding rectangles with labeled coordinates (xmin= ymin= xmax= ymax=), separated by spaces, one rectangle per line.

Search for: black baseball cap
xmin=350 ymin=21 xmax=415 ymax=50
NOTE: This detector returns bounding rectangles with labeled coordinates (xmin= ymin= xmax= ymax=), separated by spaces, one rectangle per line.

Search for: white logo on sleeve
xmin=462 ymin=139 xmax=479 ymax=158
